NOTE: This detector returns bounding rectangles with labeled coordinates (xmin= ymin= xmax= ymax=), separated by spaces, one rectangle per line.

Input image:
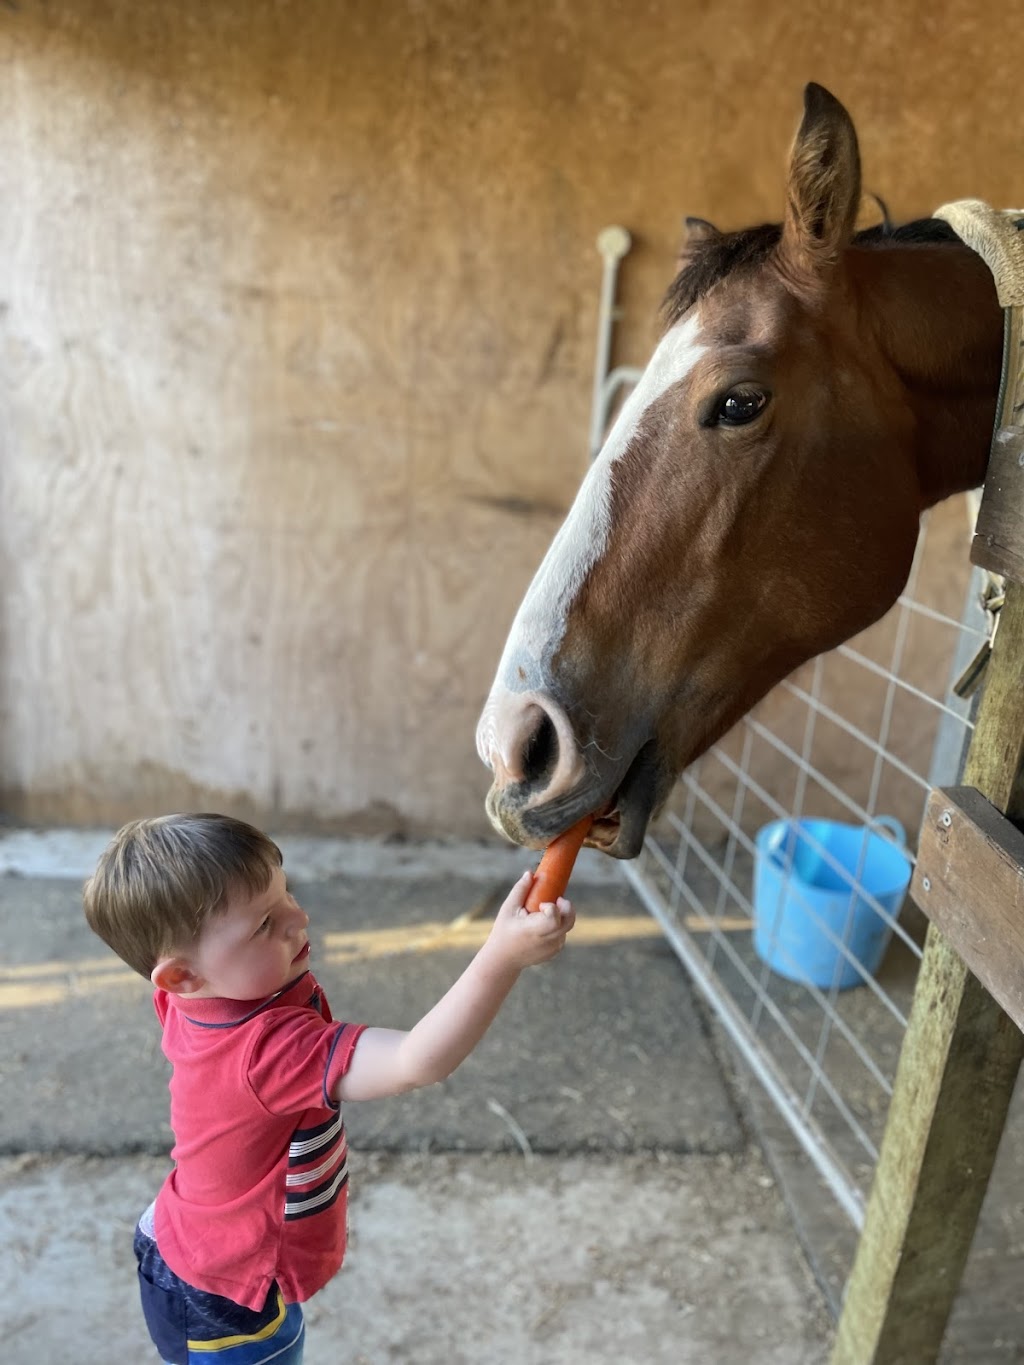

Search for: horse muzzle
xmin=478 ymin=687 xmax=659 ymax=858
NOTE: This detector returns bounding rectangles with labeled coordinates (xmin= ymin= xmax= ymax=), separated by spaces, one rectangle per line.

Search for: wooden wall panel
xmin=0 ymin=0 xmax=1017 ymax=835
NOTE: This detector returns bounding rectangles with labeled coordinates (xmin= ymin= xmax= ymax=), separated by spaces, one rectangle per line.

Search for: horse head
xmin=477 ymin=84 xmax=1003 ymax=858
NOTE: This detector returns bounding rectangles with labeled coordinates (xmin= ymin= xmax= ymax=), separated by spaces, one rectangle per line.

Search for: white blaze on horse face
xmin=477 ymin=311 xmax=707 ymax=771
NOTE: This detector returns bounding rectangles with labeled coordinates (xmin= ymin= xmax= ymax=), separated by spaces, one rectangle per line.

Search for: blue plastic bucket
xmin=753 ymin=816 xmax=912 ymax=990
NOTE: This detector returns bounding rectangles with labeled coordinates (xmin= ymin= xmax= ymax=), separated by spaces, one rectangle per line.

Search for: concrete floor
xmin=0 ymin=831 xmax=833 ymax=1364
xmin=1 ymin=829 xmax=1020 ymax=1363
xmin=2 ymin=1149 xmax=832 ymax=1365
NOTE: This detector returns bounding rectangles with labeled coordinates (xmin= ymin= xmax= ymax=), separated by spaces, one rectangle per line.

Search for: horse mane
xmin=662 ymin=216 xmax=963 ymax=325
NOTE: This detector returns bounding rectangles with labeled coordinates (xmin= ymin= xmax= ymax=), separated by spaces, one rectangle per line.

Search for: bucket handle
xmin=762 ymin=815 xmax=905 ymax=865
xmin=872 ymin=815 xmax=906 ymax=847
xmin=763 ymin=820 xmax=800 ymax=860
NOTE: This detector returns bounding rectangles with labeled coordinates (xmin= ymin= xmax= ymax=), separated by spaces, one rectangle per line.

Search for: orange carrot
xmin=525 ymin=815 xmax=593 ymax=913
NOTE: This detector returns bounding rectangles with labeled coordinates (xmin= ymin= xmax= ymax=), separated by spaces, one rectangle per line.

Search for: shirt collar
xmin=161 ymin=969 xmax=315 ymax=1029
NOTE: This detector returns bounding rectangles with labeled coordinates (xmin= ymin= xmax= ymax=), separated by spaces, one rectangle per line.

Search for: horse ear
xmin=684 ymin=216 xmax=721 ymax=244
xmin=779 ymin=83 xmax=861 ymax=284
xmin=676 ymin=216 xmax=721 ymax=270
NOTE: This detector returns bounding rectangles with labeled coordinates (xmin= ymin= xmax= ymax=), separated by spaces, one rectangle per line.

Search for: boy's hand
xmin=482 ymin=869 xmax=576 ymax=971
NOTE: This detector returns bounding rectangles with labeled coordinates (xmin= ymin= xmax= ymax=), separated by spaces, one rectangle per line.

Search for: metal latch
xmin=953 ymin=577 xmax=1006 ymax=699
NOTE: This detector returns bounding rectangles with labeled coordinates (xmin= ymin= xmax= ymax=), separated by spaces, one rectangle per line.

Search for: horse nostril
xmin=522 ymin=710 xmax=558 ymax=787
xmin=482 ymin=688 xmax=587 ymax=801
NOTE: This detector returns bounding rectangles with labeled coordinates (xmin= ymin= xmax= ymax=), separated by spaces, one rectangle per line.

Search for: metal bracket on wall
xmin=589 ymin=226 xmax=644 ymax=461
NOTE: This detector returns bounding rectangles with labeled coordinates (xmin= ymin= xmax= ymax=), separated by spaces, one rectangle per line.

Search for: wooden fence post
xmin=831 ymin=582 xmax=1024 ymax=1364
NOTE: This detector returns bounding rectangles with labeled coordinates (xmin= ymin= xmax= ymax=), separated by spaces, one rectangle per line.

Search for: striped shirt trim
xmin=288 ymin=1112 xmax=343 ymax=1164
xmin=285 ymin=1141 xmax=347 ymax=1189
xmin=284 ymin=1166 xmax=349 ymax=1222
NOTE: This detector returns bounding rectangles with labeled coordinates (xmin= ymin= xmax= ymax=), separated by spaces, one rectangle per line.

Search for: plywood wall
xmin=0 ymin=0 xmax=1017 ymax=835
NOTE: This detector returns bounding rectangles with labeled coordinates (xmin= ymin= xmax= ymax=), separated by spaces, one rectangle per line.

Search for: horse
xmin=476 ymin=83 xmax=1004 ymax=860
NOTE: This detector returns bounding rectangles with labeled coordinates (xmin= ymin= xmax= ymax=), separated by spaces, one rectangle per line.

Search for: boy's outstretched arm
xmin=334 ymin=871 xmax=575 ymax=1103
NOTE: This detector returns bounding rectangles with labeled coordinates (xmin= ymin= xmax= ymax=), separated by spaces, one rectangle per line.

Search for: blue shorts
xmin=134 ymin=1205 xmax=304 ymax=1364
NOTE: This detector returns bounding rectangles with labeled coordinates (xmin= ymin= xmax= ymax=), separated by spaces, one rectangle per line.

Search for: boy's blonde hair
xmin=83 ymin=813 xmax=283 ymax=979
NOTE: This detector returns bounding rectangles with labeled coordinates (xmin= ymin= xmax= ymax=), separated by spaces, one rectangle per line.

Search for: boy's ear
xmin=151 ymin=956 xmax=205 ymax=995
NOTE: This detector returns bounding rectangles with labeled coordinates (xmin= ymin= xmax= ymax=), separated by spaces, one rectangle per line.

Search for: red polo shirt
xmin=151 ymin=971 xmax=366 ymax=1311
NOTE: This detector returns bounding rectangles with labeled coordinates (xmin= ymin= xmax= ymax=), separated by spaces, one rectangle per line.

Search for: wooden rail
xmin=831 ymin=581 xmax=1024 ymax=1363
xmin=912 ymin=786 xmax=1024 ymax=1027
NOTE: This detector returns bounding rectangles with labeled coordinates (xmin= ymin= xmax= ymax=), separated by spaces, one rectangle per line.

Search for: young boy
xmin=83 ymin=812 xmax=575 ymax=1365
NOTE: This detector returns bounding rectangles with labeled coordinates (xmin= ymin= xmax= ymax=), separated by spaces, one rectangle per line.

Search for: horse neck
xmin=849 ymin=242 xmax=1004 ymax=508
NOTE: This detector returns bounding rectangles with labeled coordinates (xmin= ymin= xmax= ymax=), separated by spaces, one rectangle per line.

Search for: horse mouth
xmin=485 ymin=739 xmax=661 ymax=860
xmin=586 ymin=739 xmax=660 ymax=859
xmin=588 ymin=807 xmax=622 ymax=849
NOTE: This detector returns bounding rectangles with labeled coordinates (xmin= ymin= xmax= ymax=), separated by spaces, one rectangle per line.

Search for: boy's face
xmin=182 ymin=866 xmax=311 ymax=1000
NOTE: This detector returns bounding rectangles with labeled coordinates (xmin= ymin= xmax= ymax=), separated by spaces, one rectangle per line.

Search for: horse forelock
xmin=662 ymin=215 xmax=964 ymax=327
xmin=664 ymin=224 xmax=783 ymax=325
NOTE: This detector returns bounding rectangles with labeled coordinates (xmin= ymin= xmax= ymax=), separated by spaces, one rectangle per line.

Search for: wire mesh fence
xmin=620 ymin=495 xmax=992 ymax=1227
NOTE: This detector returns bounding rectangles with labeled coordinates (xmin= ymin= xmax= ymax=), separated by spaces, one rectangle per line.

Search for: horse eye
xmin=717 ymin=389 xmax=769 ymax=426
